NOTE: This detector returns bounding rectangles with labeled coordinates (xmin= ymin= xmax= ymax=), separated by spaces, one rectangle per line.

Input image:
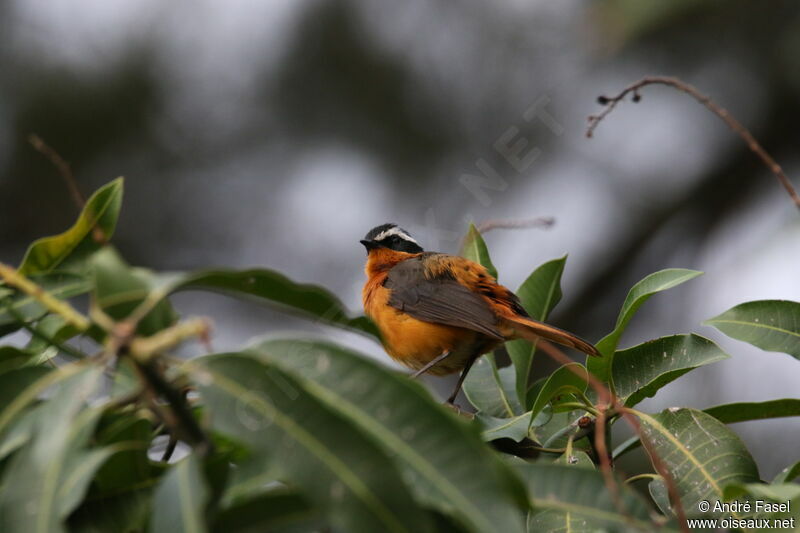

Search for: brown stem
xmin=617 ymin=406 xmax=688 ymax=530
xmin=538 ymin=341 xmax=689 ymax=533
xmin=132 ymin=357 xmax=212 ymax=455
xmin=475 ymin=216 xmax=555 ymax=234
xmin=28 ymin=134 xmax=86 ymax=209
xmin=587 ymin=75 xmax=800 ymax=211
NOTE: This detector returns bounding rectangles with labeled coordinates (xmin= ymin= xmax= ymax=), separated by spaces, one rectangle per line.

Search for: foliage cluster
xmin=0 ymin=179 xmax=798 ymax=532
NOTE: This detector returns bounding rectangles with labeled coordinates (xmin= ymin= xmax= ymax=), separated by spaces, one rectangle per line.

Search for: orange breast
xmin=363 ymin=277 xmax=478 ymax=375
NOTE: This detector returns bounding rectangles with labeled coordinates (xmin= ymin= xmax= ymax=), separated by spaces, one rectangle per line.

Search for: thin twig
xmin=28 ymin=134 xmax=86 ymax=209
xmin=475 ymin=216 xmax=555 ymax=234
xmin=462 ymin=217 xmax=556 ymax=258
xmin=586 ymin=75 xmax=800 ymax=210
xmin=131 ymin=356 xmax=212 ymax=455
xmin=161 ymin=387 xmax=190 ymax=462
xmin=160 ymin=434 xmax=179 ymax=463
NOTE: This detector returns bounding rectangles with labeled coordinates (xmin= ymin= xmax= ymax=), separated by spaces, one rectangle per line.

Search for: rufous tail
xmin=505 ymin=316 xmax=600 ymax=356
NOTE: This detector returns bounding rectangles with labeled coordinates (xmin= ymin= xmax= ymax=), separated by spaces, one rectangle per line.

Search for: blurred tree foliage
xmin=1 ymin=1 xmax=798 ymax=339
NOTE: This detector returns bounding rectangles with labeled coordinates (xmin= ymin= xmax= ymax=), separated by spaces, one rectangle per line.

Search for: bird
xmin=361 ymin=222 xmax=599 ymax=404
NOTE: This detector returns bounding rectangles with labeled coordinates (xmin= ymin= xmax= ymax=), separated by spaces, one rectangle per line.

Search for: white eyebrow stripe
xmin=374 ymin=227 xmax=418 ymax=244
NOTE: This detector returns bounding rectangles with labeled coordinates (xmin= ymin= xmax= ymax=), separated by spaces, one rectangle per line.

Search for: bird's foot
xmin=443 ymin=402 xmax=474 ymax=419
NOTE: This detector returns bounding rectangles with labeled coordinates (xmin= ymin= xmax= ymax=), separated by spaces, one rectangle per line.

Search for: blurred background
xmin=1 ymin=0 xmax=798 ymax=477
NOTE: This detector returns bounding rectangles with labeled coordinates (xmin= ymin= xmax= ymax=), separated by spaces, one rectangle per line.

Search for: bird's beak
xmin=360 ymin=239 xmax=379 ymax=251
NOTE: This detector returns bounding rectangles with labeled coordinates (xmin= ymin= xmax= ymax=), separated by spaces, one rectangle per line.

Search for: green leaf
xmin=189 ymin=354 xmax=433 ymax=533
xmin=246 ymin=339 xmax=528 ymax=533
xmin=0 ymin=409 xmax=38 ymax=461
xmin=588 ymin=269 xmax=702 ymax=382
xmin=0 ymin=366 xmax=53 ymax=430
xmin=151 ymin=454 xmax=210 ymax=533
xmin=704 ymin=300 xmax=800 ymax=360
xmin=212 ymin=489 xmax=323 ymax=533
xmin=517 ymin=463 xmax=658 ymax=532
xmin=555 ymin=450 xmax=595 ymax=469
xmin=611 ymin=399 xmax=800 ymax=466
xmin=703 ymin=399 xmax=800 ymax=424
xmin=92 ymin=411 xmax=161 ymax=493
xmin=772 ymin=461 xmax=800 ymax=484
xmin=91 ymin=247 xmax=177 ymax=336
xmin=0 ymin=366 xmax=51 ymax=459
xmin=537 ymin=410 xmax=587 ymax=449
xmin=612 ymin=334 xmax=729 ymax=407
xmin=460 ymin=223 xmax=498 ymax=279
xmin=0 ymin=272 xmax=90 ymax=334
xmin=0 ymin=365 xmax=108 ymax=533
xmin=612 ymin=435 xmax=641 ymax=460
xmin=0 ymin=365 xmax=51 ymax=409
xmin=636 ymin=407 xmax=760 ymax=517
xmin=529 ymin=363 xmax=588 ymax=421
xmin=0 ymin=362 xmax=95 ymax=468
xmin=155 ymin=269 xmax=378 ymax=338
xmin=478 ymin=411 xmax=532 ymax=442
xmin=722 ymin=483 xmax=800 ymax=523
xmin=506 ymin=256 xmax=566 ymax=407
xmin=19 ymin=178 xmax=123 ymax=275
xmin=68 ymin=488 xmax=152 ymax=533
xmin=464 ymin=355 xmax=522 ymax=417
xmin=648 ymin=477 xmax=672 ymax=517
xmin=23 ymin=314 xmax=79 ymax=361
xmin=0 ymin=346 xmax=38 ymax=374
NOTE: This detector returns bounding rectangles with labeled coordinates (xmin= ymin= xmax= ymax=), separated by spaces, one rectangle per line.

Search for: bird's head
xmin=360 ymin=223 xmax=424 ymax=254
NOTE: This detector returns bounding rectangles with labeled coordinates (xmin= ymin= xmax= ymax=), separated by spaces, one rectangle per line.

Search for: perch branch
xmin=587 ymin=75 xmax=800 ymax=210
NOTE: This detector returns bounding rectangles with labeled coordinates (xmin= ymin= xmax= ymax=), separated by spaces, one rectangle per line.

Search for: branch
xmin=538 ymin=341 xmax=688 ymax=532
xmin=28 ymin=134 xmax=86 ymax=210
xmin=129 ymin=318 xmax=211 ymax=363
xmin=0 ymin=263 xmax=90 ymax=331
xmin=132 ymin=358 xmax=212 ymax=455
xmin=587 ymin=75 xmax=800 ymax=211
xmin=475 ymin=216 xmax=555 ymax=234
xmin=462 ymin=216 xmax=555 ymax=256
xmin=103 ymin=318 xmax=213 ymax=456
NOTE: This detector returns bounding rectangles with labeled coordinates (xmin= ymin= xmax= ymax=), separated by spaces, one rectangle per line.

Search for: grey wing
xmin=385 ymin=257 xmax=503 ymax=340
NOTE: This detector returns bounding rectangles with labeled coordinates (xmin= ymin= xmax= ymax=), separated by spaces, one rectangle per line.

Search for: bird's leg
xmin=446 ymin=353 xmax=479 ymax=405
xmin=411 ymin=351 xmax=452 ymax=378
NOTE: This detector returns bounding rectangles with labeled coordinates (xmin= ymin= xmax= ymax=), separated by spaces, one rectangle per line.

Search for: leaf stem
xmin=577 ymin=391 xmax=601 ymax=414
xmin=624 ymin=473 xmax=660 ymax=485
xmin=557 ymin=402 xmax=600 ymax=417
